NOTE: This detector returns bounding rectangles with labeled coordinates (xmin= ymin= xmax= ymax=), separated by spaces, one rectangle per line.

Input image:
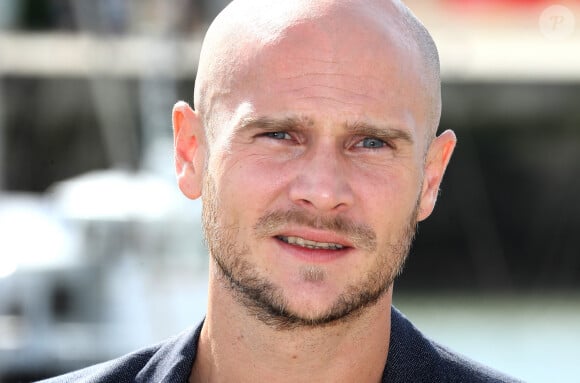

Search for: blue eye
xmin=359 ymin=137 xmax=386 ymax=148
xmin=265 ymin=132 xmax=290 ymax=140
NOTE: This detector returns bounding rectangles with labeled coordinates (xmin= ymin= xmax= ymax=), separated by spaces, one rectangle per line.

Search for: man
xmin=41 ymin=0 xmax=521 ymax=382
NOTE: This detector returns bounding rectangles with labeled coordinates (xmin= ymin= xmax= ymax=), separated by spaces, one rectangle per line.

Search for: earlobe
xmin=417 ymin=129 xmax=456 ymax=221
xmin=172 ymin=101 xmax=205 ymax=199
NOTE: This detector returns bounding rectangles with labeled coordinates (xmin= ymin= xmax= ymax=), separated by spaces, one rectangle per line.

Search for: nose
xmin=288 ymin=142 xmax=354 ymax=212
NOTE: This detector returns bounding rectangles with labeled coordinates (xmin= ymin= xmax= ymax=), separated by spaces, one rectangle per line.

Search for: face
xmin=175 ymin=16 xmax=455 ymax=330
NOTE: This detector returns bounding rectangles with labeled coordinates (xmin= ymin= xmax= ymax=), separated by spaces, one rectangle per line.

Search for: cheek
xmin=354 ymin=160 xmax=421 ymax=199
xmin=353 ymin=165 xmax=422 ymax=230
xmin=217 ymin=152 xmax=290 ymax=220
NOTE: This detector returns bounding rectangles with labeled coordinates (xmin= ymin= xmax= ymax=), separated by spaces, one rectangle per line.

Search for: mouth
xmin=276 ymin=235 xmax=346 ymax=250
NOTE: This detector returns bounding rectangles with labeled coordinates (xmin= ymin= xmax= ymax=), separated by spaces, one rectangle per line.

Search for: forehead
xmin=211 ymin=5 xmax=430 ymax=143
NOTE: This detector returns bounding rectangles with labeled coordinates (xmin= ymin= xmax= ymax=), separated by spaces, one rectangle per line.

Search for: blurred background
xmin=0 ymin=0 xmax=578 ymax=382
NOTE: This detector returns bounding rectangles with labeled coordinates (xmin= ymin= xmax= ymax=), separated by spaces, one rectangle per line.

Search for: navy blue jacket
xmin=39 ymin=308 xmax=522 ymax=382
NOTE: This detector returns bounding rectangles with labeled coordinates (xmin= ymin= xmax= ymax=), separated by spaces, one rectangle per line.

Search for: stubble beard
xmin=202 ymin=174 xmax=418 ymax=331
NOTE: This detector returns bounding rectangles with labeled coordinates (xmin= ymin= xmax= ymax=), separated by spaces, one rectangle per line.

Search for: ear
xmin=417 ymin=129 xmax=456 ymax=221
xmin=172 ymin=101 xmax=205 ymax=199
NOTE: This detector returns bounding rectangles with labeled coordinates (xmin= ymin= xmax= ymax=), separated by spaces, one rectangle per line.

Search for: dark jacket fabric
xmin=38 ymin=307 xmax=522 ymax=383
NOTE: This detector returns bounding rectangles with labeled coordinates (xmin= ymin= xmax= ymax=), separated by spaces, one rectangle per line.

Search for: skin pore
xmin=172 ymin=0 xmax=456 ymax=382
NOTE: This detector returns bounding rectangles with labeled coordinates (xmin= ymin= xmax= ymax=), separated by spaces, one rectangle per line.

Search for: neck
xmin=190 ymin=265 xmax=392 ymax=383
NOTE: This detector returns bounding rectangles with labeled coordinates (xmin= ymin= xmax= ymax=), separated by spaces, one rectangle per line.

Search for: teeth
xmin=278 ymin=236 xmax=344 ymax=250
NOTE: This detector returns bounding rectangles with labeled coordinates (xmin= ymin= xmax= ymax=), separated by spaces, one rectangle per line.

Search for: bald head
xmin=194 ymin=0 xmax=441 ymax=146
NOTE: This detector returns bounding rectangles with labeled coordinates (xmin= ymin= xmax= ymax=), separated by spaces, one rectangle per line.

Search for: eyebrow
xmin=345 ymin=121 xmax=414 ymax=144
xmin=237 ymin=115 xmax=313 ymax=133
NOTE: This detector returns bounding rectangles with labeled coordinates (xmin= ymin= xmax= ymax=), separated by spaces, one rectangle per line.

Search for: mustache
xmin=253 ymin=209 xmax=377 ymax=252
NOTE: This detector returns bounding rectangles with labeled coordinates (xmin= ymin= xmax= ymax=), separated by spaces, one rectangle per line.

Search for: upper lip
xmin=274 ymin=228 xmax=353 ymax=248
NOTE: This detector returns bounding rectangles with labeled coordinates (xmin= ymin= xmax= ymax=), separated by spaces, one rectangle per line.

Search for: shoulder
xmin=430 ymin=341 xmax=522 ymax=383
xmin=384 ymin=307 xmax=523 ymax=383
xmin=36 ymin=346 xmax=160 ymax=383
xmin=36 ymin=323 xmax=203 ymax=383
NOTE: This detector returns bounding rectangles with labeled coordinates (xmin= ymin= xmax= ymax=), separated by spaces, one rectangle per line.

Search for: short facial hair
xmin=202 ymin=174 xmax=418 ymax=330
